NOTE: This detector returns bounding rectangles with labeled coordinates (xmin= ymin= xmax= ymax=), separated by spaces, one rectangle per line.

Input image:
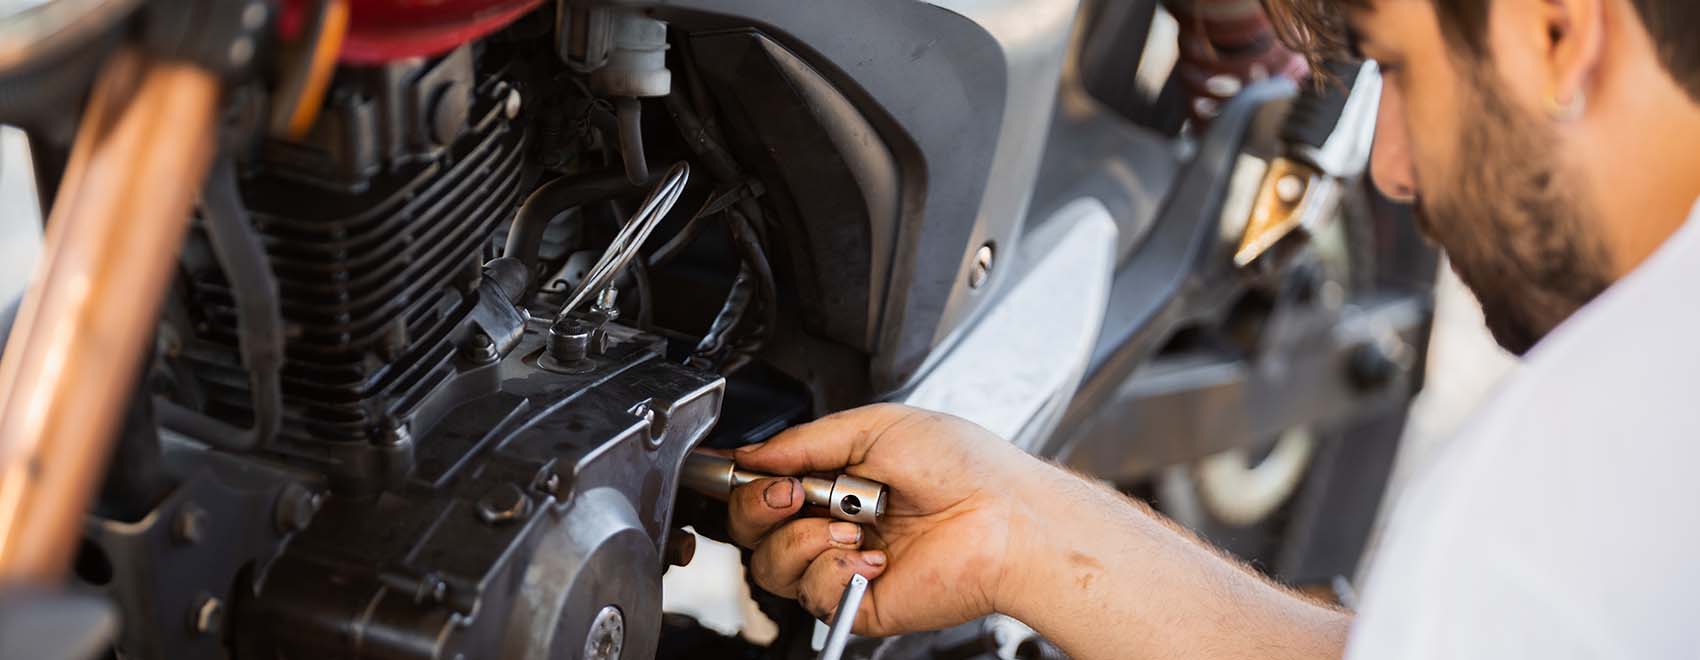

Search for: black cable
xmin=725 ymin=207 xmax=777 ymax=352
xmin=691 ymin=262 xmax=755 ymax=362
xmin=156 ymin=158 xmax=282 ymax=451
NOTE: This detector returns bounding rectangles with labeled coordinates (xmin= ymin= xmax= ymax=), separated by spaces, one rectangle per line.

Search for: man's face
xmin=1352 ymin=0 xmax=1612 ymax=354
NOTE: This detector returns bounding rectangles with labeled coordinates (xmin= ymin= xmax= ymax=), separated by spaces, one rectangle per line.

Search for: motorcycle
xmin=0 ymin=0 xmax=1434 ymax=657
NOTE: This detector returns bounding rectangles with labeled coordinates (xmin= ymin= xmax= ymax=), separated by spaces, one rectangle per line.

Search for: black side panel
xmin=608 ymin=0 xmax=1009 ymax=390
xmin=690 ymin=31 xmax=901 ymax=353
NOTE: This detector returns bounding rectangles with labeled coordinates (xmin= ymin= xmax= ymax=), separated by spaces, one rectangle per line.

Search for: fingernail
xmin=763 ymin=479 xmax=795 ymax=509
xmin=735 ymin=443 xmax=764 ymax=456
xmin=862 ymin=550 xmax=887 ymax=567
xmin=828 ymin=522 xmax=862 ymax=545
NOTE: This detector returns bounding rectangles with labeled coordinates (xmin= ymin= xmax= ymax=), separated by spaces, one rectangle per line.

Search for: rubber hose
xmin=615 ymin=97 xmax=649 ymax=185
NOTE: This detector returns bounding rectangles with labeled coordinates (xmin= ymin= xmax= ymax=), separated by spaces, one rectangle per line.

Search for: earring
xmin=1547 ymin=89 xmax=1586 ymax=121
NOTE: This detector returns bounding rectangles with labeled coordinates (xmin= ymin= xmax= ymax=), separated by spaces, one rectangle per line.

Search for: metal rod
xmin=556 ymin=161 xmax=689 ymax=320
xmin=0 ymin=49 xmax=220 ymax=581
xmin=817 ymin=573 xmax=869 ymax=660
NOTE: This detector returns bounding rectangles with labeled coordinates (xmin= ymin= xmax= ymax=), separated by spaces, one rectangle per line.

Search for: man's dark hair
xmin=1263 ymin=0 xmax=1700 ymax=102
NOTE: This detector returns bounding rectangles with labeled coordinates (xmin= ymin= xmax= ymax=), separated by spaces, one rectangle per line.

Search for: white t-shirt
xmin=1345 ymin=205 xmax=1700 ymax=659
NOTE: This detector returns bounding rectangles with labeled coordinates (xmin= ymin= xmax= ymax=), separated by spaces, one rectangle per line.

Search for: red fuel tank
xmin=281 ymin=0 xmax=544 ymax=64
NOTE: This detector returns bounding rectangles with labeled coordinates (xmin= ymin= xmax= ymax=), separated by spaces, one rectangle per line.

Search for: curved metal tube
xmin=155 ymin=158 xmax=283 ymax=452
xmin=557 ymin=161 xmax=690 ymax=320
xmin=0 ymin=50 xmax=219 ymax=581
xmin=503 ymin=170 xmax=637 ymax=278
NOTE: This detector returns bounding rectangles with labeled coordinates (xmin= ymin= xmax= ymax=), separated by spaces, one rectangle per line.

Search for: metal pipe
xmin=557 ymin=161 xmax=689 ymax=320
xmin=155 ymin=157 xmax=283 ymax=451
xmin=503 ymin=170 xmax=637 ymax=280
xmin=0 ymin=50 xmax=220 ymax=582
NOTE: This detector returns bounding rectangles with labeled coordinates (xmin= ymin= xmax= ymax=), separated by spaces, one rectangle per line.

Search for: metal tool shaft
xmin=817 ymin=573 xmax=869 ymax=660
xmin=680 ymin=450 xmax=888 ymax=524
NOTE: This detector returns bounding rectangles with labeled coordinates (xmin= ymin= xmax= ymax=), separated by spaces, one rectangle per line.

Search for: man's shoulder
xmin=1345 ymin=219 xmax=1700 ymax=659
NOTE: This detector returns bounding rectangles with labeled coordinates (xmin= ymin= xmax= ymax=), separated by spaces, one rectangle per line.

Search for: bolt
xmin=594 ymin=287 xmax=620 ymax=319
xmin=583 ymin=605 xmax=625 ymax=660
xmin=173 ymin=504 xmax=207 ymax=545
xmin=476 ymin=483 xmax=532 ymax=525
xmin=1275 ymin=174 xmax=1307 ymax=204
xmin=189 ymin=595 xmax=223 ymax=636
xmin=969 ymin=243 xmax=995 ymax=289
xmin=274 ymin=483 xmax=323 ymax=534
xmin=504 ymin=87 xmax=523 ymax=119
xmin=539 ymin=472 xmax=563 ymax=497
xmin=464 ymin=332 xmax=499 ymax=363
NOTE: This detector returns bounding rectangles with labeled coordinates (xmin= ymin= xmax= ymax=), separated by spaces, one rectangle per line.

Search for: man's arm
xmin=725 ymin=404 xmax=1350 ymax=660
xmin=1001 ymin=461 xmax=1350 ymax=659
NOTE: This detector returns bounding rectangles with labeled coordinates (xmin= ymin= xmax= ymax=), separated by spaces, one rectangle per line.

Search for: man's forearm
xmin=1000 ymin=464 xmax=1351 ymax=660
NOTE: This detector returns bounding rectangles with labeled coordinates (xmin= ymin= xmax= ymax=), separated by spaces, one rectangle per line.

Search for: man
xmin=723 ymin=0 xmax=1700 ymax=657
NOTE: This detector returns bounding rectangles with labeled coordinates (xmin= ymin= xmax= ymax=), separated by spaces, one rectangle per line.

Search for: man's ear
xmin=1543 ymin=0 xmax=1604 ymax=119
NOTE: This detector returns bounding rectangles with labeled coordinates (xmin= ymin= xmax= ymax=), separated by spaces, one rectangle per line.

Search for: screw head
xmin=969 ymin=243 xmax=995 ymax=289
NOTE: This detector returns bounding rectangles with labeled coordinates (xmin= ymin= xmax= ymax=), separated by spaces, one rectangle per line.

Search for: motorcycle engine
xmin=79 ymin=34 xmax=726 ymax=660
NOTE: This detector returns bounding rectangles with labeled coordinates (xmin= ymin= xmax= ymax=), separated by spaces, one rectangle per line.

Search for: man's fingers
xmin=728 ymin=477 xmax=803 ymax=548
xmin=735 ymin=403 xmax=919 ymax=476
xmin=748 ymin=519 xmax=865 ymax=597
xmin=794 ymin=548 xmax=887 ymax=621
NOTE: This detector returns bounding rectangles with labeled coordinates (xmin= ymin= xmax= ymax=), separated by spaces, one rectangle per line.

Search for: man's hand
xmin=723 ymin=403 xmax=1352 ymax=660
xmin=726 ymin=403 xmax=1051 ymax=635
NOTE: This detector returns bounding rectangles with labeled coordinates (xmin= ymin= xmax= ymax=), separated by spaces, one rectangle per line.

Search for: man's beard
xmin=1414 ymin=71 xmax=1612 ymax=355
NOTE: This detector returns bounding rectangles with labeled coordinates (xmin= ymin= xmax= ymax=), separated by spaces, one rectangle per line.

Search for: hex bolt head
xmin=274 ymin=483 xmax=323 ymax=534
xmin=463 ymin=332 xmax=499 ymax=364
xmin=969 ymin=243 xmax=995 ymax=289
xmin=190 ymin=595 xmax=223 ymax=635
xmin=173 ymin=504 xmax=208 ymax=545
